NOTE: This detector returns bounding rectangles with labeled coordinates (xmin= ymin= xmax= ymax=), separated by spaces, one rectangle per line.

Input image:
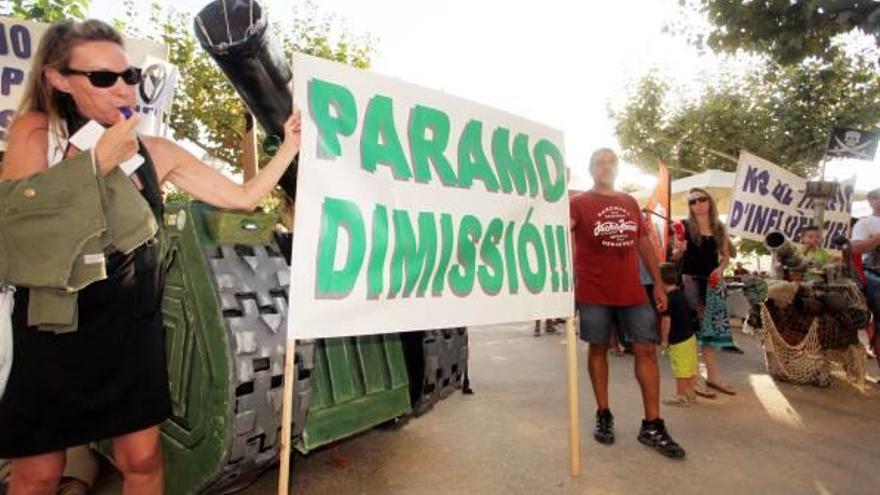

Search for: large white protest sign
xmin=289 ymin=53 xmax=574 ymax=338
xmin=0 ymin=16 xmax=167 ymax=150
xmin=728 ymin=151 xmax=853 ymax=248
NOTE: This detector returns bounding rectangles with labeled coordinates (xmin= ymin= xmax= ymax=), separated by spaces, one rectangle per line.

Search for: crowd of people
xmin=568 ymin=148 xmax=740 ymax=461
xmin=567 ymin=147 xmax=880 ymax=462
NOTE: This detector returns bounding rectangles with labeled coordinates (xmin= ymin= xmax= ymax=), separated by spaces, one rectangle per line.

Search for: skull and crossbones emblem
xmin=831 ymin=130 xmax=875 ymax=159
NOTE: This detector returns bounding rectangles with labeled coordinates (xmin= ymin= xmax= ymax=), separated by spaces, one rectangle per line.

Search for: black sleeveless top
xmin=0 ymin=110 xmax=172 ymax=458
xmin=681 ymin=220 xmax=720 ymax=277
xmin=64 ymin=109 xmax=167 ymax=318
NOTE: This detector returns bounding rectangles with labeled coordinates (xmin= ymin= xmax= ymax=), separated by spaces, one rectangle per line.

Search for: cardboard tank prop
xmin=151 ymin=2 xmax=471 ymax=493
xmin=744 ymin=182 xmax=870 ymax=389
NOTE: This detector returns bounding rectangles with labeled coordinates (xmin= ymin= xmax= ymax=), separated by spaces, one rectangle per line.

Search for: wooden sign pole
xmin=278 ymin=338 xmax=298 ymax=494
xmin=566 ymin=316 xmax=581 ymax=476
xmin=242 ymin=112 xmax=259 ymax=181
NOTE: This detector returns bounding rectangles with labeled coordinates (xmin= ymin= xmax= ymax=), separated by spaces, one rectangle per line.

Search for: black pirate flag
xmin=826 ymin=127 xmax=880 ymax=161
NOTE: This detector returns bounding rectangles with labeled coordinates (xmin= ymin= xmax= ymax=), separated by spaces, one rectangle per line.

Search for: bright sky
xmin=86 ymin=0 xmax=880 ymax=199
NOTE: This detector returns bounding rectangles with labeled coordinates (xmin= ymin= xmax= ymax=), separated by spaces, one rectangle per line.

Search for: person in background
xmin=54 ymin=446 xmax=97 ymax=495
xmin=659 ymin=262 xmax=699 ymax=407
xmin=611 ymin=256 xmax=659 ymax=357
xmin=799 ymin=225 xmax=834 ymax=264
xmin=733 ymin=262 xmax=749 ymax=278
xmin=673 ymin=188 xmax=737 ymax=397
xmin=720 ymin=239 xmax=745 ymax=355
xmin=534 ymin=319 xmax=560 ymax=336
xmin=571 ymin=148 xmax=685 ymax=460
xmin=638 ymin=222 xmax=658 ymax=309
xmin=851 ymin=188 xmax=880 ymax=369
xmin=799 ymin=225 xmax=831 ymax=262
xmin=798 ymin=225 xmax=836 ymax=283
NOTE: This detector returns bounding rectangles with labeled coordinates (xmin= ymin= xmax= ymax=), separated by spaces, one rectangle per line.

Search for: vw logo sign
xmin=139 ymin=63 xmax=167 ymax=105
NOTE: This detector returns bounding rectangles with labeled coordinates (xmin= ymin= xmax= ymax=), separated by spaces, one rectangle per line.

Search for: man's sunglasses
xmin=688 ymin=196 xmax=710 ymax=206
xmin=60 ymin=67 xmax=142 ymax=88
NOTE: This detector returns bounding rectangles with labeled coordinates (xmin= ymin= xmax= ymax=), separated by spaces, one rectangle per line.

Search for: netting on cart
xmin=746 ymin=280 xmax=868 ymax=388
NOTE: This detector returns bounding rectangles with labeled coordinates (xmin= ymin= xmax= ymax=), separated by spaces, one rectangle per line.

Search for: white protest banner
xmin=0 ymin=16 xmax=167 ymax=149
xmin=728 ymin=151 xmax=853 ymax=248
xmin=288 ymin=53 xmax=574 ymax=338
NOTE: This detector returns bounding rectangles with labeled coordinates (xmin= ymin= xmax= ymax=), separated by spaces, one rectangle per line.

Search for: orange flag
xmin=644 ymin=161 xmax=671 ymax=261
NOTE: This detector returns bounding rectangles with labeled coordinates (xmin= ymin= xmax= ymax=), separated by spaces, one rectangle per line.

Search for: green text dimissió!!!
xmin=309 ymin=77 xmax=572 ymax=299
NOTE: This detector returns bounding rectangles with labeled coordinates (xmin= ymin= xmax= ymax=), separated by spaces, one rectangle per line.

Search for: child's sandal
xmin=662 ymin=395 xmax=692 ymax=407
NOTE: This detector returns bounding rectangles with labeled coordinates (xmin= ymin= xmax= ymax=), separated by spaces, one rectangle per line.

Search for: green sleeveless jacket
xmin=0 ymin=152 xmax=158 ymax=332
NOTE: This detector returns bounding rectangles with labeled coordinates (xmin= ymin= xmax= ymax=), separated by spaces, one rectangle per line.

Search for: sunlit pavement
xmin=246 ymin=322 xmax=880 ymax=495
xmin=101 ymin=322 xmax=880 ymax=494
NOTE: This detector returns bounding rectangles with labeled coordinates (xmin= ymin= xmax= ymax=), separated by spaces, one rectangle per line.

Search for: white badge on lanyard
xmin=69 ymin=120 xmax=144 ymax=175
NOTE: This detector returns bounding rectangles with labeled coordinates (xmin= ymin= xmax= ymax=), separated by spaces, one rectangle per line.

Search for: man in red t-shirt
xmin=570 ymin=148 xmax=685 ymax=459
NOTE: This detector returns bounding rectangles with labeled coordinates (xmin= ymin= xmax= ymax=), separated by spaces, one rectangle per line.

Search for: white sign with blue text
xmin=728 ymin=151 xmax=853 ymax=248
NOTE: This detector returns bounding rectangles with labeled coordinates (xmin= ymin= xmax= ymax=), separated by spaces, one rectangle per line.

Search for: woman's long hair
xmin=16 ymin=19 xmax=124 ymax=124
xmin=686 ymin=187 xmax=727 ymax=247
xmin=0 ymin=20 xmax=124 ymax=174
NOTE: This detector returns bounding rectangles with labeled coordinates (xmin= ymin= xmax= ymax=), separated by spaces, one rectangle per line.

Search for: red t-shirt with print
xmin=570 ymin=190 xmax=649 ymax=306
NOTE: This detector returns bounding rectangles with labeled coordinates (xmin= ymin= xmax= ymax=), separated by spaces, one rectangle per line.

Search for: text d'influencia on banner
xmin=727 ymin=151 xmax=853 ymax=248
xmin=290 ymin=53 xmax=573 ymax=338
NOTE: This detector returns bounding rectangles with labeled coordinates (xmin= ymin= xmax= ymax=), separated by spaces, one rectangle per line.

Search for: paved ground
xmin=245 ymin=322 xmax=880 ymax=495
xmin=92 ymin=322 xmax=880 ymax=494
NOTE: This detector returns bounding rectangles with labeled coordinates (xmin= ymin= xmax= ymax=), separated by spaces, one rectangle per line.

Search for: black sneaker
xmin=593 ymin=409 xmax=615 ymax=445
xmin=637 ymin=419 xmax=686 ymax=459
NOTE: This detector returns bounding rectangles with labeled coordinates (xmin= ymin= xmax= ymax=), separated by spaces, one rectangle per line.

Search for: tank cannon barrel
xmin=194 ymin=0 xmax=298 ymax=198
xmin=765 ymin=231 xmax=805 ymax=269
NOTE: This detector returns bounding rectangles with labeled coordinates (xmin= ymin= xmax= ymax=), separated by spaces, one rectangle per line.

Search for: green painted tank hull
xmin=0 ymin=202 xmax=467 ymax=495
xmin=156 ymin=202 xmax=466 ymax=494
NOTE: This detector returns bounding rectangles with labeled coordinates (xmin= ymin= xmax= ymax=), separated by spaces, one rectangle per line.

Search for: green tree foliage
xmin=677 ymin=0 xmax=880 ymax=65
xmin=612 ymin=45 xmax=880 ymax=178
xmin=114 ymin=1 xmax=375 ymax=171
xmin=6 ymin=0 xmax=90 ymax=22
xmin=739 ymin=239 xmax=770 ymax=257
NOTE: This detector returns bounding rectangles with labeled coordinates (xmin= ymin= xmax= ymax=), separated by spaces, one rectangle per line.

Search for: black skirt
xmin=0 ymin=250 xmax=170 ymax=458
